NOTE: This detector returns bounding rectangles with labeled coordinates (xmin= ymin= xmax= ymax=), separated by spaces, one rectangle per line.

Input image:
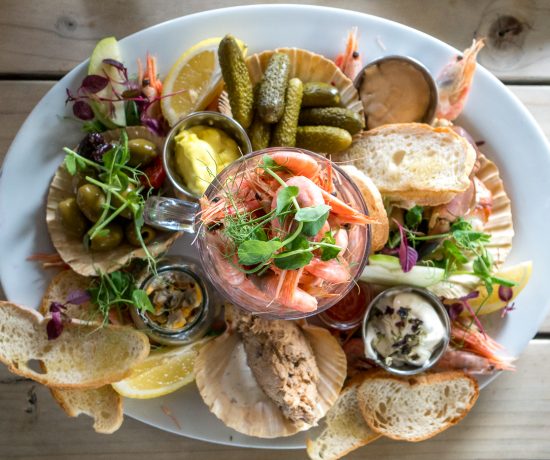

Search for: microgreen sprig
xmin=220 ymin=155 xmax=342 ymax=272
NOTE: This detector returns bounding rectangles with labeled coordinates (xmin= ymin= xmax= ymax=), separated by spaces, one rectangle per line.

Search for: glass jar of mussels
xmin=131 ymin=256 xmax=219 ymax=345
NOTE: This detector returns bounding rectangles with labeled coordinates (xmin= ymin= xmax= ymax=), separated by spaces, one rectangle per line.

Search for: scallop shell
xmin=219 ymin=47 xmax=363 ymax=117
xmin=477 ymin=153 xmax=514 ymax=268
xmin=195 ymin=320 xmax=347 ymax=438
xmin=46 ymin=128 xmax=180 ymax=276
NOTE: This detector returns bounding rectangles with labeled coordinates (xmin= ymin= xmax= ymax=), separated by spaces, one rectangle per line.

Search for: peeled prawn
xmin=269 ymin=150 xmax=320 ymax=178
xmin=436 ymin=39 xmax=485 ymax=121
xmin=321 ymin=189 xmax=375 ymax=225
xmin=304 ymin=258 xmax=350 ymax=284
xmin=263 ymin=273 xmax=318 ymax=312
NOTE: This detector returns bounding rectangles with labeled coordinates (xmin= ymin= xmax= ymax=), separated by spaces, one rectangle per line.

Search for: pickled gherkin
xmin=299 ymin=107 xmax=365 ymax=135
xmin=218 ymin=35 xmax=254 ymax=129
xmin=248 ymin=116 xmax=271 ymax=151
xmin=257 ymin=53 xmax=290 ymax=123
xmin=272 ymin=78 xmax=303 ymax=147
xmin=295 ymin=126 xmax=352 ymax=154
xmin=302 ymin=82 xmax=341 ymax=107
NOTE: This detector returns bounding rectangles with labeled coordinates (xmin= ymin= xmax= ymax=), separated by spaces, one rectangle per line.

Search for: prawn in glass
xmin=197 ymin=148 xmax=374 ymax=318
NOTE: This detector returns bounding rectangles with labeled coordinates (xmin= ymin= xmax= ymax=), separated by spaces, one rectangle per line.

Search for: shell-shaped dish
xmin=195 ymin=321 xmax=347 ymax=438
xmin=477 ymin=153 xmax=514 ymax=268
xmin=46 ymin=129 xmax=180 ymax=276
xmin=219 ymin=47 xmax=363 ymax=117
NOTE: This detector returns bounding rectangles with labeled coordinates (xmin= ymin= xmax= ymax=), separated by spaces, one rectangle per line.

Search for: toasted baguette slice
xmin=357 ymin=371 xmax=479 ymax=442
xmin=40 ymin=269 xmax=96 ymax=320
xmin=51 ymin=386 xmax=123 ymax=434
xmin=341 ymin=165 xmax=389 ymax=252
xmin=306 ymin=379 xmax=380 ymax=460
xmin=39 ymin=272 xmax=124 ymax=433
xmin=0 ymin=301 xmax=149 ymax=389
xmin=337 ymin=123 xmax=476 ymax=206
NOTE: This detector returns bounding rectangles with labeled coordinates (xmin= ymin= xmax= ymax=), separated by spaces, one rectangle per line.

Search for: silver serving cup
xmin=362 ymin=285 xmax=450 ymax=376
xmin=354 ymin=55 xmax=439 ymax=127
xmin=162 ymin=111 xmax=253 ymax=201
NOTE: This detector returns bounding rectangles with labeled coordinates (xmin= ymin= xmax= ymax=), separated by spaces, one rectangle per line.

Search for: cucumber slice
xmin=360 ymin=255 xmax=445 ymax=287
xmin=427 ymin=274 xmax=481 ymax=299
xmin=88 ymin=37 xmax=126 ymax=128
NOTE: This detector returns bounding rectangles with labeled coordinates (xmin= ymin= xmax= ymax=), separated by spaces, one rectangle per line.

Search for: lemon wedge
xmin=112 ymin=337 xmax=211 ymax=399
xmin=161 ymin=37 xmax=246 ymax=126
xmin=463 ymin=261 xmax=532 ymax=316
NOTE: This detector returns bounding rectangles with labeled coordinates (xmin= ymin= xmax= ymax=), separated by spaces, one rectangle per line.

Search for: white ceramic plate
xmin=1 ymin=4 xmax=549 ymax=449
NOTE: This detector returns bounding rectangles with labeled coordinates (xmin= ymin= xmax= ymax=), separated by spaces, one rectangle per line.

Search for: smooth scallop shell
xmin=46 ymin=128 xmax=180 ymax=276
xmin=477 ymin=153 xmax=514 ymax=267
xmin=194 ymin=321 xmax=347 ymax=438
xmin=218 ymin=47 xmax=363 ymax=117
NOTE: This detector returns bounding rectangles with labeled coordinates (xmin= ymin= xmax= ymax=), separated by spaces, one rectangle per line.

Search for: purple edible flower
xmin=72 ymin=100 xmax=94 ymax=120
xmin=81 ymin=75 xmax=109 ymax=94
xmin=393 ymin=219 xmax=418 ymax=272
xmin=66 ymin=289 xmax=91 ymax=305
xmin=498 ymin=285 xmax=515 ymax=317
xmin=46 ymin=310 xmax=64 ymax=340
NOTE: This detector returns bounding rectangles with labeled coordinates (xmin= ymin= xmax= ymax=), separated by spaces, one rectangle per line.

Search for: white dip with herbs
xmin=366 ymin=292 xmax=445 ymax=367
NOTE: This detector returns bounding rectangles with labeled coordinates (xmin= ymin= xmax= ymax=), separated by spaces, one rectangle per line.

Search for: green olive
xmin=71 ymin=169 xmax=97 ymax=194
xmin=57 ymin=197 xmax=88 ymax=237
xmin=112 ymin=183 xmax=136 ymax=219
xmin=125 ymin=223 xmax=157 ymax=247
xmin=90 ymin=223 xmax=123 ymax=251
xmin=76 ymin=184 xmax=106 ymax=222
xmin=128 ymin=139 xmax=158 ymax=167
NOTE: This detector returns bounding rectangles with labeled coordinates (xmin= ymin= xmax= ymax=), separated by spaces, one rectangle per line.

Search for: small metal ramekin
xmin=353 ymin=55 xmax=439 ymax=127
xmin=162 ymin=111 xmax=253 ymax=201
xmin=361 ymin=285 xmax=450 ymax=376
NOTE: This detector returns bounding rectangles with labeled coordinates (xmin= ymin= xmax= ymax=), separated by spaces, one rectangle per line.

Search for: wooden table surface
xmin=1 ymin=1 xmax=550 ymax=459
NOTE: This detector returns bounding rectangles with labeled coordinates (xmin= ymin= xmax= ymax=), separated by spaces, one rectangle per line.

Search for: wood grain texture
xmin=0 ymin=340 xmax=548 ymax=459
xmin=1 ymin=0 xmax=550 ymax=80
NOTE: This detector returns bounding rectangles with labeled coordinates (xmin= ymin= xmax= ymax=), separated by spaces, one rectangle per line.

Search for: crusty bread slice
xmin=306 ymin=378 xmax=381 ymax=460
xmin=341 ymin=165 xmax=389 ymax=252
xmin=357 ymin=371 xmax=479 ymax=442
xmin=337 ymin=123 xmax=476 ymax=206
xmin=40 ymin=269 xmax=96 ymax=320
xmin=39 ymin=271 xmax=124 ymax=433
xmin=0 ymin=301 xmax=149 ymax=389
xmin=51 ymin=386 xmax=123 ymax=434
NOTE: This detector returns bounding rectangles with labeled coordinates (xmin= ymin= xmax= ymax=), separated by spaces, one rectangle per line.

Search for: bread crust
xmin=305 ymin=381 xmax=381 ymax=460
xmin=340 ymin=165 xmax=389 ymax=252
xmin=0 ymin=301 xmax=150 ymax=389
xmin=50 ymin=386 xmax=123 ymax=434
xmin=338 ymin=123 xmax=477 ymax=207
xmin=356 ymin=370 xmax=479 ymax=442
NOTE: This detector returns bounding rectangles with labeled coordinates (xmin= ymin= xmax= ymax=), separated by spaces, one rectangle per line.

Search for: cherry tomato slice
xmin=140 ymin=156 xmax=166 ymax=189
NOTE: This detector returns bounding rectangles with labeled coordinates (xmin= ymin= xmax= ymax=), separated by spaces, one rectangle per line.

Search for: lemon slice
xmin=161 ymin=37 xmax=246 ymax=126
xmin=464 ymin=261 xmax=532 ymax=316
xmin=112 ymin=337 xmax=211 ymax=399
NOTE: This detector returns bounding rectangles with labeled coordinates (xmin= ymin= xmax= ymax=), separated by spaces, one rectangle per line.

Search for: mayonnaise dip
xmin=365 ymin=291 xmax=446 ymax=368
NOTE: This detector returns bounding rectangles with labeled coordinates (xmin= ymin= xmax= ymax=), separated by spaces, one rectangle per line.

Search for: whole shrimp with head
xmin=200 ymin=149 xmax=376 ymax=316
xmin=436 ymin=38 xmax=485 ymax=121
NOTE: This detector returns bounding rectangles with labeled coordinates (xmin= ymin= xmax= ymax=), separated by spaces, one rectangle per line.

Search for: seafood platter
xmin=0 ymin=5 xmax=549 ymax=456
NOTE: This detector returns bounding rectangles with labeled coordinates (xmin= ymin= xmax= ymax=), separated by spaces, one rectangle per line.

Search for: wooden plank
xmin=0 ymin=340 xmax=548 ymax=459
xmin=1 ymin=0 xmax=550 ymax=80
